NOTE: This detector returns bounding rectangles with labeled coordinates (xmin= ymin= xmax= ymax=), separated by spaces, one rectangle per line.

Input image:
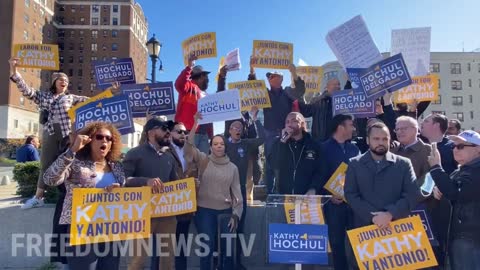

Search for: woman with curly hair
xmin=43 ymin=121 xmax=125 ymax=270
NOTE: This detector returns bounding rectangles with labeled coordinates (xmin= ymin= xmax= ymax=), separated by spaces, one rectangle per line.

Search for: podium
xmin=265 ymin=195 xmax=331 ymax=269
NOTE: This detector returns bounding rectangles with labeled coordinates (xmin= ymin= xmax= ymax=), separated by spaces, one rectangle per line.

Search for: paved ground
xmin=0 ymin=166 xmax=332 ymax=269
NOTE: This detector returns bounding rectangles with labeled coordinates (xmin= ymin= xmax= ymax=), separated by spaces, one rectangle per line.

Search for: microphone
xmin=281 ymin=131 xmax=289 ymax=141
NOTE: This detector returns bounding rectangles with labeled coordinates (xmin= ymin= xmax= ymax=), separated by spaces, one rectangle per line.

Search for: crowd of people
xmin=8 ymin=52 xmax=480 ymax=270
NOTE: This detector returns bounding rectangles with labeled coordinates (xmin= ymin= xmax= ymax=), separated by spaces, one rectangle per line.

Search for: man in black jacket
xmin=298 ymin=78 xmax=341 ymax=142
xmin=270 ymin=112 xmax=324 ymax=195
xmin=249 ymin=57 xmax=306 ymax=194
xmin=428 ymin=130 xmax=480 ymax=270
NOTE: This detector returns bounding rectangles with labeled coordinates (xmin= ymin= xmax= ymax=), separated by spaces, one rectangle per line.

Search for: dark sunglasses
xmin=454 ymin=144 xmax=476 ymax=150
xmin=174 ymin=130 xmax=188 ymax=135
xmin=94 ymin=134 xmax=113 ymax=142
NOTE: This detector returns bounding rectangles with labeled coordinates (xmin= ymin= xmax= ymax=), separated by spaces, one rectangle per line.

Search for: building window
xmin=68 ymin=56 xmax=73 ymax=63
xmin=112 ymin=30 xmax=118 ymax=38
xmin=438 ymin=79 xmax=441 ymax=89
xmin=91 ymin=43 xmax=97 ymax=51
xmin=467 ymin=63 xmax=471 ymax=72
xmin=478 ymin=63 xmax=480 ymax=73
xmin=59 ymin=56 xmax=64 ymax=63
xmin=79 ymin=43 xmax=84 ymax=50
xmin=20 ymin=97 xmax=25 ymax=106
xmin=469 ymin=79 xmax=472 ymax=87
xmin=33 ymin=123 xmax=39 ymax=133
xmin=78 ymin=83 xmax=83 ymax=91
xmin=79 ymin=56 xmax=83 ymax=63
xmin=103 ymin=30 xmax=108 ymax=37
xmin=91 ymin=56 xmax=97 ymax=62
xmin=80 ymin=17 xmax=85 ymax=24
xmin=69 ymin=30 xmax=74 ymax=37
xmin=451 ymin=80 xmax=462 ymax=90
xmin=13 ymin=119 xmax=19 ymax=129
xmin=112 ymin=43 xmax=118 ymax=51
xmin=92 ymin=18 xmax=98 ymax=25
xmin=470 ymin=95 xmax=473 ymax=103
xmin=113 ymin=5 xmax=119 ymax=13
xmin=23 ymin=30 xmax=28 ymax=40
xmin=68 ymin=69 xmax=73 ymax=76
xmin=432 ymin=94 xmax=441 ymax=105
xmin=103 ymin=17 xmax=108 ymax=25
xmin=113 ymin=18 xmax=118 ymax=25
xmin=71 ymin=6 xmax=76 ymax=13
xmin=324 ymin=71 xmax=338 ymax=81
xmin=471 ymin=111 xmax=474 ymax=119
xmin=453 ymin=112 xmax=464 ymax=122
xmin=103 ymin=5 xmax=108 ymax=11
xmin=69 ymin=43 xmax=74 ymax=50
xmin=92 ymin=5 xmax=99 ymax=13
xmin=430 ymin=63 xmax=440 ymax=73
xmin=40 ymin=9 xmax=45 ymax=17
xmin=90 ymin=83 xmax=96 ymax=90
xmin=102 ymin=44 xmax=107 ymax=51
xmin=452 ymin=96 xmax=463 ymax=106
xmin=79 ymin=30 xmax=84 ymax=36
xmin=25 ymin=0 xmax=30 ymax=7
xmin=24 ymin=14 xmax=30 ymax=23
xmin=92 ymin=30 xmax=98 ymax=39
xmin=78 ymin=69 xmax=83 ymax=77
xmin=451 ymin=63 xmax=461 ymax=74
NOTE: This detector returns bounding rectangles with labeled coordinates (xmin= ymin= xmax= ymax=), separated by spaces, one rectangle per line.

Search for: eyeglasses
xmin=453 ymin=144 xmax=477 ymax=150
xmin=174 ymin=130 xmax=187 ymax=135
xmin=94 ymin=134 xmax=113 ymax=142
xmin=394 ymin=126 xmax=415 ymax=133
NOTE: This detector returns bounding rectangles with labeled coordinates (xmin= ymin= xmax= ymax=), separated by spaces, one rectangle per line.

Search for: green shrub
xmin=14 ymin=161 xmax=59 ymax=203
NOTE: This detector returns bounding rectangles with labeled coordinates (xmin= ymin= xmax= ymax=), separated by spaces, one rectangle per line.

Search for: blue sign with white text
xmin=268 ymin=223 xmax=329 ymax=265
xmin=332 ymin=89 xmax=376 ymax=118
xmin=75 ymin=95 xmax=134 ymax=135
xmin=93 ymin=58 xmax=136 ymax=87
xmin=347 ymin=53 xmax=412 ymax=99
xmin=121 ymin=82 xmax=176 ymax=118
xmin=410 ymin=204 xmax=438 ymax=246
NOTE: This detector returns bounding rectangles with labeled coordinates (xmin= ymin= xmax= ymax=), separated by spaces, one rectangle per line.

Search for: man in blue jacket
xmin=321 ymin=114 xmax=360 ymax=270
xmin=16 ymin=135 xmax=40 ymax=162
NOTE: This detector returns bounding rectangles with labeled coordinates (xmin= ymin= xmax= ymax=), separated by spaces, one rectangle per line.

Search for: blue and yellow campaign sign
xmin=70 ymin=187 xmax=151 ymax=245
xmin=151 ymin=178 xmax=197 ymax=218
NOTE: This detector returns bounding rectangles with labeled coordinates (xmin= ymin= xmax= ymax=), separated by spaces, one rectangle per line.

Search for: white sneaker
xmin=21 ymin=196 xmax=45 ymax=209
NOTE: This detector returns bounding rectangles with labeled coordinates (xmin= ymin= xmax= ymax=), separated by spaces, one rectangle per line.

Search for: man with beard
xmin=175 ymin=54 xmax=213 ymax=153
xmin=123 ymin=118 xmax=178 ymax=270
xmin=168 ymin=122 xmax=197 ymax=270
xmin=344 ymin=122 xmax=419 ymax=269
xmin=270 ymin=112 xmax=324 ymax=195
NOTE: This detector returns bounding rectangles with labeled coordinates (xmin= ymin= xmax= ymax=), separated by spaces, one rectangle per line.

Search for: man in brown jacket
xmin=391 ymin=116 xmax=431 ymax=183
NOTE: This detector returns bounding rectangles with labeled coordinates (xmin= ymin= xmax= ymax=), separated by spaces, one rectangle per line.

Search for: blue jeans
xmin=450 ymin=238 xmax=480 ymax=270
xmin=264 ymin=130 xmax=280 ymax=194
xmin=194 ymin=207 xmax=234 ymax=270
xmin=324 ymin=202 xmax=352 ymax=270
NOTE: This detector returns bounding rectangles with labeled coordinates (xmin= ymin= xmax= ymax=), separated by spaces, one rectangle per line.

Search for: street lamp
xmin=146 ymin=34 xmax=162 ymax=83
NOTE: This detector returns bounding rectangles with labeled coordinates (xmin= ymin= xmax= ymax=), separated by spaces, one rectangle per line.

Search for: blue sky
xmin=138 ymin=0 xmax=479 ymax=131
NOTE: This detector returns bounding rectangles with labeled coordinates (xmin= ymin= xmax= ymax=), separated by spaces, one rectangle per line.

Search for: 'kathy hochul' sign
xmin=74 ymin=95 xmax=134 ymax=135
xmin=121 ymin=82 xmax=176 ymax=118
xmin=93 ymin=58 xmax=136 ymax=87
xmin=347 ymin=53 xmax=412 ymax=99
xmin=268 ymin=223 xmax=328 ymax=265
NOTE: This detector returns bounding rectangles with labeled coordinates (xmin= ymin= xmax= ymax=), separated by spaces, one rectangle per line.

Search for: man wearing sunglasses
xmin=428 ymin=130 xmax=480 ymax=270
xmin=123 ymin=118 xmax=178 ymax=270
